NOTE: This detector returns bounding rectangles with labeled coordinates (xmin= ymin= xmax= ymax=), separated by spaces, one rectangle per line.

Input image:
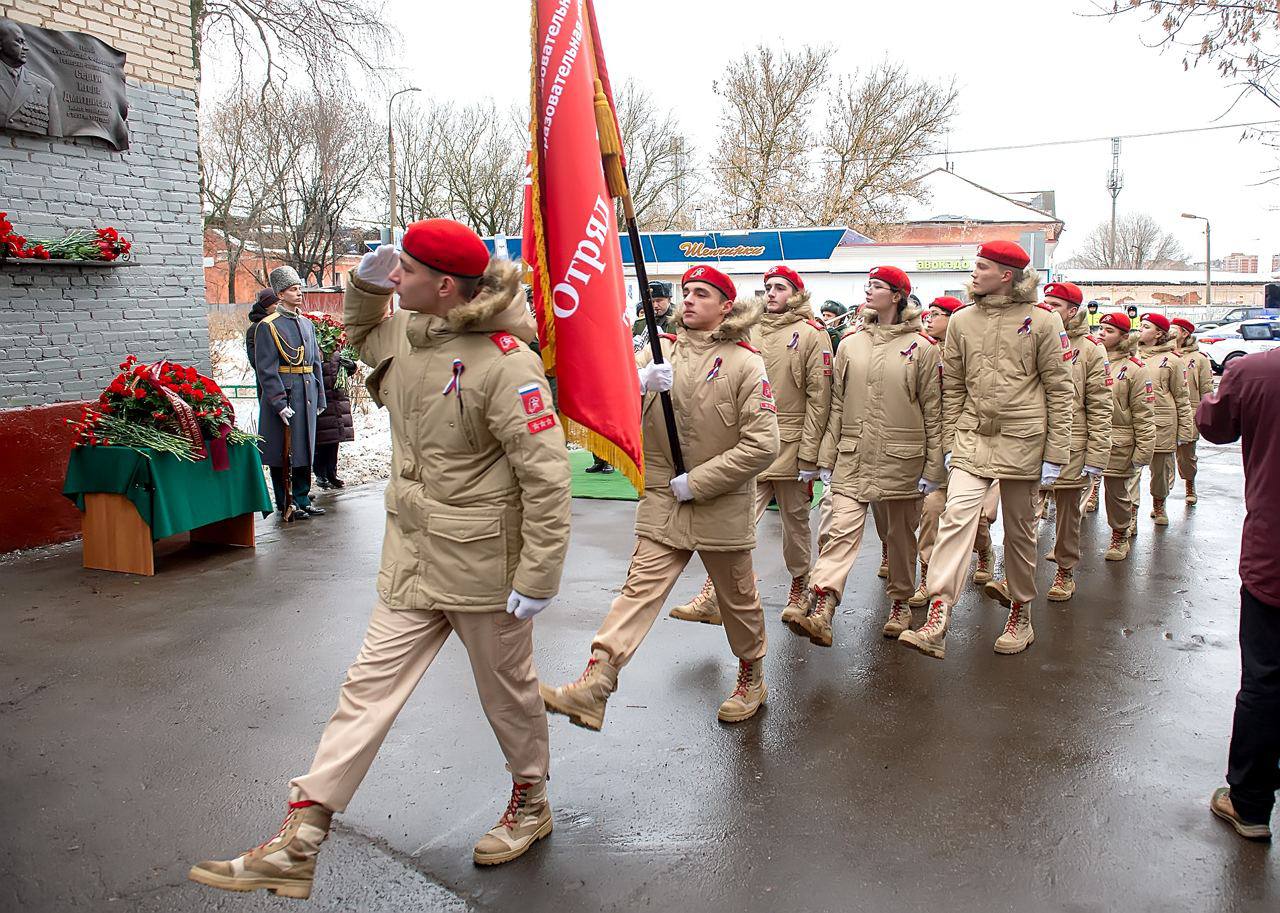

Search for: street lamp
xmin=1181 ymin=212 xmax=1211 ymax=311
xmin=388 ymin=87 xmax=422 ymax=243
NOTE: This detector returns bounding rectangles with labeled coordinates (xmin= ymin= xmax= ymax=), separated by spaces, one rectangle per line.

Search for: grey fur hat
xmin=269 ymin=265 xmax=302 ymax=294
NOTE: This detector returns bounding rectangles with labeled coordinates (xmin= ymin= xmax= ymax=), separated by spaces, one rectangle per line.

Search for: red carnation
xmin=185 ymin=366 xmax=198 ymax=382
xmin=192 ymin=389 xmax=205 ymax=401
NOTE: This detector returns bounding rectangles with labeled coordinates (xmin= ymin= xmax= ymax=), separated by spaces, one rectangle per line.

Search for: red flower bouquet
xmin=0 ymin=212 xmax=50 ymax=260
xmin=0 ymin=213 xmax=130 ymax=262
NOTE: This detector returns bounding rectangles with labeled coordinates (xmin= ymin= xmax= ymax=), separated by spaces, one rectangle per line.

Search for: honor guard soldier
xmin=632 ymin=279 xmax=676 ymax=348
xmin=1134 ymin=313 xmax=1194 ymax=526
xmin=1171 ymin=317 xmax=1212 ymax=506
xmin=671 ymin=265 xmax=831 ymax=628
xmin=541 ymin=265 xmax=779 ymax=728
xmin=898 ymin=241 xmax=1073 ymax=659
xmin=1094 ymin=313 xmax=1155 ymax=560
xmin=189 ymin=219 xmax=572 ymax=898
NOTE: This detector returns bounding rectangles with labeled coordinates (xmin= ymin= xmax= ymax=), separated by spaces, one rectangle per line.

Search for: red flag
xmin=524 ymin=0 xmax=643 ymax=491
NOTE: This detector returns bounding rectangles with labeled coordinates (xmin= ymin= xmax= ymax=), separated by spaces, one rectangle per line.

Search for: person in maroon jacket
xmin=1197 ymin=347 xmax=1280 ymax=842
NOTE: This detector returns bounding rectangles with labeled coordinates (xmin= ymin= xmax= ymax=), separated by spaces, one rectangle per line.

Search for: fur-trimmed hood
xmin=1065 ymin=306 xmax=1090 ymax=339
xmin=443 ymin=259 xmax=534 ymax=339
xmin=966 ymin=266 xmax=1040 ymax=309
xmin=1139 ymin=336 xmax=1176 ymax=358
xmin=1107 ymin=332 xmax=1137 ymax=360
xmin=759 ymin=289 xmax=817 ymax=326
xmin=863 ymin=305 xmax=924 ymax=338
xmin=675 ymin=295 xmax=764 ymax=343
xmin=1178 ymin=337 xmax=1201 ymax=355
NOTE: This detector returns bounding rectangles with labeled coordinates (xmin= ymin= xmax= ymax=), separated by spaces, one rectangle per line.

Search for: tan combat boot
xmin=1104 ymin=528 xmax=1130 ymax=561
xmin=188 ymin=790 xmax=332 ymax=900
xmin=898 ymin=599 xmax=950 ymax=659
xmin=1151 ymin=497 xmax=1169 ymax=526
xmin=473 ymin=780 xmax=553 ymax=865
xmin=1128 ymin=517 xmax=1139 ymax=540
xmin=799 ymin=587 xmax=838 ymax=647
xmin=908 ymin=563 xmax=929 ymax=608
xmin=670 ymin=577 xmax=722 ymax=625
xmin=717 ymin=657 xmax=767 ymax=723
xmin=1085 ymin=479 xmax=1099 ymax=513
xmin=877 ymin=542 xmax=889 ymax=579
xmin=1185 ymin=481 xmax=1198 ymax=506
xmin=972 ymin=547 xmax=995 ymax=585
xmin=882 ymin=599 xmax=913 ymax=638
xmin=540 ymin=655 xmax=619 ymax=731
xmin=779 ymin=575 xmax=809 ymax=627
xmin=1046 ymin=567 xmax=1075 ymax=602
xmin=983 ymin=577 xmax=1012 ymax=608
xmin=994 ymin=601 xmax=1035 ymax=654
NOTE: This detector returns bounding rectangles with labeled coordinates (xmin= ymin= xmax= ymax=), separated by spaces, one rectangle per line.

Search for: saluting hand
xmin=356 ymin=244 xmax=399 ymax=287
xmin=506 ymin=591 xmax=552 ymax=620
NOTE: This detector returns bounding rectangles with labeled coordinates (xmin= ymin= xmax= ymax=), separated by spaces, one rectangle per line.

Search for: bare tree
xmin=807 ymin=60 xmax=957 ymax=234
xmin=1062 ymin=212 xmax=1190 ymax=269
xmin=613 ymin=80 xmax=701 ymax=231
xmin=391 ymin=99 xmax=453 ymax=228
xmin=710 ymin=44 xmax=832 ymax=227
xmin=439 ymin=101 xmax=526 ymax=236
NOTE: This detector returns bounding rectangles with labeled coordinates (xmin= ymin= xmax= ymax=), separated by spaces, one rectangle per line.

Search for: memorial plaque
xmin=0 ymin=17 xmax=129 ymax=150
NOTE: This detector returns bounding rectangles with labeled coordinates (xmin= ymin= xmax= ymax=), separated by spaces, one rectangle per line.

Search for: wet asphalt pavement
xmin=2 ymin=439 xmax=1277 ymax=913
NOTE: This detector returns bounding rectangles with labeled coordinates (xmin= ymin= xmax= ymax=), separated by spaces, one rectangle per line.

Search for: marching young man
xmin=1134 ymin=313 xmax=1194 ymax=526
xmin=1040 ymin=281 xmax=1112 ymax=601
xmin=1171 ymin=316 xmax=1213 ymax=506
xmin=671 ymin=265 xmax=829 ymax=626
xmin=1094 ymin=312 xmax=1155 ymax=560
xmin=898 ymin=241 xmax=1073 ymax=659
xmin=541 ymin=265 xmax=779 ymax=728
xmin=801 ymin=267 xmax=943 ymax=643
xmin=189 ymin=219 xmax=572 ymax=897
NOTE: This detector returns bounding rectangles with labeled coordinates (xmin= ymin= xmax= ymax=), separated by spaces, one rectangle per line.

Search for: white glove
xmin=279 ymin=406 xmax=295 ymax=421
xmin=918 ymin=477 xmax=941 ymax=495
xmin=797 ymin=469 xmax=820 ymax=483
xmin=670 ymin=473 xmax=694 ymax=502
xmin=637 ymin=362 xmax=674 ymax=394
xmin=506 ymin=590 xmax=552 ymax=620
xmin=819 ymin=467 xmax=833 ymax=484
xmin=1039 ymin=461 xmax=1062 ymax=486
xmin=944 ymin=451 xmax=952 ymax=471
xmin=356 ymin=244 xmax=399 ymax=286
xmin=1083 ymin=465 xmax=1103 ymax=478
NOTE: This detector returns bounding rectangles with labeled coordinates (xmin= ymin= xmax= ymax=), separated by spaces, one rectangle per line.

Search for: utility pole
xmin=1106 ymin=137 xmax=1123 ymax=267
xmin=387 ymin=87 xmax=421 ymax=243
xmin=1182 ymin=212 xmax=1211 ymax=311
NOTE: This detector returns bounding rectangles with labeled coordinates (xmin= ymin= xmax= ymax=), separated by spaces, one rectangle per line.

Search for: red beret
xmin=930 ymin=295 xmax=965 ymax=314
xmin=869 ymin=265 xmax=911 ymax=295
xmin=1170 ymin=317 xmax=1196 ymax=335
xmin=1043 ymin=281 xmax=1083 ymax=306
xmin=682 ymin=264 xmax=736 ymax=301
xmin=763 ymin=264 xmax=804 ymax=291
xmin=401 ymin=218 xmax=490 ymax=279
xmin=977 ymin=240 xmax=1030 ymax=270
xmin=1142 ymin=312 xmax=1171 ymax=334
xmin=1099 ymin=312 xmax=1131 ymax=333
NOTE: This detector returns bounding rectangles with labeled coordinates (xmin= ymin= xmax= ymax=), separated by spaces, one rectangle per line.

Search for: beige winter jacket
xmin=1137 ymin=338 xmax=1194 ymax=454
xmin=818 ymin=306 xmax=945 ymax=501
xmin=634 ymin=299 xmax=779 ymax=551
xmin=344 ymin=260 xmax=571 ymax=612
xmin=750 ymin=290 xmax=832 ymax=479
xmin=1177 ymin=338 xmax=1214 ymax=443
xmin=1053 ymin=310 xmax=1114 ymax=489
xmin=942 ymin=270 xmax=1075 ymax=480
xmin=1102 ymin=335 xmax=1156 ymax=475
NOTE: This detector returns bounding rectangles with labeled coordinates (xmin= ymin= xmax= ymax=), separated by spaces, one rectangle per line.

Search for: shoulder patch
xmin=1086 ymin=333 xmax=1099 ymax=344
xmin=806 ymin=319 xmax=824 ymax=332
xmin=489 ymin=331 xmax=521 ymax=354
xmin=736 ymin=341 xmax=760 ymax=354
xmin=659 ymin=333 xmax=677 ymax=342
xmin=262 ymin=312 xmax=281 ymax=325
xmin=918 ymin=332 xmax=936 ymax=345
xmin=1129 ymin=356 xmax=1144 ymax=366
xmin=1036 ymin=303 xmax=1054 ymax=312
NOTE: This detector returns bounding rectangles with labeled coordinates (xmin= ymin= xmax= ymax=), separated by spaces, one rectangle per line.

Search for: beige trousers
xmin=1048 ymin=485 xmax=1086 ymax=570
xmin=871 ymin=501 xmax=888 ymax=544
xmin=1103 ymin=471 xmax=1136 ymax=532
xmin=754 ymin=479 xmax=814 ymax=578
xmin=592 ymin=536 xmax=766 ymax=669
xmin=292 ymin=602 xmax=548 ymax=813
xmin=810 ymin=496 xmax=920 ymax=601
xmin=1145 ymin=451 xmax=1174 ymax=499
xmin=817 ymin=483 xmax=835 ymax=552
xmin=930 ymin=469 xmax=1039 ymax=606
xmin=1175 ymin=441 xmax=1198 ymax=484
xmin=918 ymin=485 xmax=994 ymax=567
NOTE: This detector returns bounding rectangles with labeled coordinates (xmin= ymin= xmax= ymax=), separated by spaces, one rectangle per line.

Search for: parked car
xmin=1197 ymin=319 xmax=1280 ymax=373
xmin=1216 ymin=306 xmax=1280 ymax=324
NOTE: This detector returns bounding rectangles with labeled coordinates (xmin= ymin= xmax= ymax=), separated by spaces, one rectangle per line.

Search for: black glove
xmin=338 ymin=356 xmax=357 ymax=374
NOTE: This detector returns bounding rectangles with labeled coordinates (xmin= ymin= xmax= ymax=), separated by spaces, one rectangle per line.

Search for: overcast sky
xmin=351 ymin=1 xmax=1280 ymax=264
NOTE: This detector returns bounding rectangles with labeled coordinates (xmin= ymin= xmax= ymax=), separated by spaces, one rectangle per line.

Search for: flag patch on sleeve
xmin=518 ymin=382 xmax=546 ymax=416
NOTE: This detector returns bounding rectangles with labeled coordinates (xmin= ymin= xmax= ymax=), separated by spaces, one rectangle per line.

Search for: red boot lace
xmin=732 ymin=660 xmax=754 ymax=699
xmin=1110 ymin=529 xmax=1125 ymax=548
xmin=575 ymin=657 xmax=598 ymax=683
xmin=925 ymin=600 xmax=945 ymax=631
xmin=977 ymin=552 xmax=990 ymax=572
xmin=499 ymin=782 xmax=531 ymax=829
xmin=1053 ymin=568 xmax=1068 ymax=588
xmin=890 ymin=600 xmax=908 ymax=621
xmin=1004 ymin=603 xmax=1025 ymax=636
xmin=247 ymin=800 xmax=318 ymax=855
xmin=788 ymin=577 xmax=805 ymax=603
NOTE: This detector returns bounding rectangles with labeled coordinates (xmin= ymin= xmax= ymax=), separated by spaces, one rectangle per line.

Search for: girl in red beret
xmin=1134 ymin=314 xmax=1195 ymax=526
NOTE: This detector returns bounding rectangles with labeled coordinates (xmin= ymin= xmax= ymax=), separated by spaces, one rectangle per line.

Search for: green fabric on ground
xmin=569 ymin=449 xmax=823 ymax=506
xmin=63 ymin=443 xmax=274 ymax=540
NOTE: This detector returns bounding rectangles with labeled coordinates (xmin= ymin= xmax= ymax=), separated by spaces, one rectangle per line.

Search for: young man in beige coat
xmin=1133 ymin=313 xmax=1195 ymax=526
xmin=189 ymin=219 xmax=572 ymax=899
xmin=1171 ymin=317 xmax=1213 ymax=505
xmin=898 ymin=241 xmax=1074 ymax=659
xmin=804 ymin=266 xmax=944 ymax=643
xmin=1094 ymin=312 xmax=1155 ymax=560
xmin=542 ymin=265 xmax=779 ymax=728
xmin=1037 ymin=281 xmax=1113 ymax=601
xmin=672 ymin=265 xmax=830 ymax=626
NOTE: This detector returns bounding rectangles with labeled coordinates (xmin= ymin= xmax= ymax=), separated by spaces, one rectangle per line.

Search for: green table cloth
xmin=63 ymin=443 xmax=273 ymax=540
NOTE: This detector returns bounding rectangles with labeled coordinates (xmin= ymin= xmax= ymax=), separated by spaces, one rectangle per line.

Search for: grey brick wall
xmin=0 ymin=80 xmax=207 ymax=408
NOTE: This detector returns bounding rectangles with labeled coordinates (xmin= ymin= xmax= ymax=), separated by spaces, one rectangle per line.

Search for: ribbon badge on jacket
xmin=1116 ymin=365 xmax=1128 ymax=382
xmin=442 ymin=359 xmax=464 ymax=396
xmin=706 ymin=357 xmax=723 ymax=382
xmin=900 ymin=340 xmax=919 ymax=360
xmin=1018 ymin=317 xmax=1033 ymax=336
xmin=787 ymin=331 xmax=799 ymax=350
